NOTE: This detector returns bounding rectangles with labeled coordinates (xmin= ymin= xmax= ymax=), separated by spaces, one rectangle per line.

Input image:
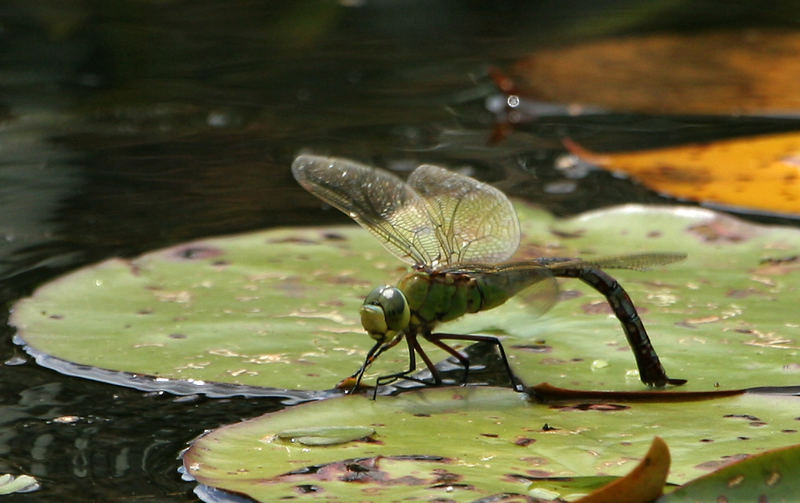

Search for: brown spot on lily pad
xmin=514 ymin=437 xmax=536 ymax=446
xmin=687 ymin=217 xmax=753 ymax=243
xmin=552 ymin=403 xmax=630 ymax=412
xmin=172 ymin=246 xmax=224 ymax=260
xmin=431 ymin=469 xmax=461 ymax=484
xmin=295 ymin=484 xmax=322 ymax=494
xmin=695 ymin=454 xmax=750 ymax=471
xmin=272 ymin=455 xmax=452 ymax=486
xmin=510 ymin=344 xmax=552 ymax=353
xmin=322 ymin=232 xmax=347 ymax=241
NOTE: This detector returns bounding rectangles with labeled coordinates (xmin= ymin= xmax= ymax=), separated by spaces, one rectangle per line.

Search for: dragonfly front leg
xmin=373 ymin=333 xmax=444 ymax=398
xmin=425 ymin=333 xmax=523 ymax=392
xmin=555 ymin=266 xmax=686 ymax=387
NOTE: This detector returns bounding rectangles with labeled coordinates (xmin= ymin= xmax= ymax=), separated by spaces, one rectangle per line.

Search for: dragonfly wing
xmin=292 ymin=155 xmax=442 ymax=265
xmin=545 ymin=253 xmax=687 ymax=273
xmin=407 ymin=165 xmax=520 ymax=265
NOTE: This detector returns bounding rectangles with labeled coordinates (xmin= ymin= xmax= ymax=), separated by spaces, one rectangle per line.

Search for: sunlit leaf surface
xmin=10 ymin=203 xmax=800 ymax=395
xmin=509 ymin=30 xmax=800 ymax=114
xmin=661 ymin=442 xmax=800 ymax=502
xmin=566 ymin=132 xmax=800 ymax=217
xmin=182 ymin=387 xmax=800 ymax=502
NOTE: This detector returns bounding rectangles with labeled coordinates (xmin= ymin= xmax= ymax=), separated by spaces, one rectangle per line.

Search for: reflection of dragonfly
xmin=292 ymin=155 xmax=686 ymax=395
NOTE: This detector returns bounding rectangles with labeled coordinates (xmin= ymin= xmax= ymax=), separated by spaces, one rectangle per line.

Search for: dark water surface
xmin=2 ymin=1 xmax=800 ymax=501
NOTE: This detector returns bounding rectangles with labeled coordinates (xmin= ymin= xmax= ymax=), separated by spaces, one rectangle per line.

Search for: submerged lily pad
xmin=9 ymin=203 xmax=800 ymax=395
xmin=182 ymin=386 xmax=800 ymax=502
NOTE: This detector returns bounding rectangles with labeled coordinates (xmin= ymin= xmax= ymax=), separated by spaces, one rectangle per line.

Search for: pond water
xmin=1 ymin=1 xmax=799 ymax=501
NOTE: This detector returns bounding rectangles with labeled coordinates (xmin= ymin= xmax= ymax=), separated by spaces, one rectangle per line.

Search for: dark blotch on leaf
xmin=514 ymin=437 xmax=536 ymax=446
xmin=552 ymin=403 xmax=630 ymax=412
xmin=269 ymin=236 xmax=318 ymax=245
xmin=169 ymin=333 xmax=187 ymax=339
xmin=322 ymin=232 xmax=347 ymax=241
xmin=760 ymin=254 xmax=800 ymax=265
xmin=431 ymin=469 xmax=461 ymax=484
xmin=471 ymin=492 xmax=534 ymax=502
xmin=345 ymin=463 xmax=370 ymax=473
xmin=173 ymin=246 xmax=223 ymax=260
xmin=429 ymin=482 xmax=474 ymax=491
xmin=510 ymin=344 xmax=551 ymax=353
xmin=295 ymin=484 xmax=321 ymax=494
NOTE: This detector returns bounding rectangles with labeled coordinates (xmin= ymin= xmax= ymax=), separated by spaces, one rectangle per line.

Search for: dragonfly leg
xmin=552 ymin=266 xmax=686 ymax=387
xmin=425 ymin=333 xmax=523 ymax=392
xmin=346 ymin=339 xmax=385 ymax=395
xmin=373 ymin=333 xmax=444 ymax=398
xmin=346 ymin=333 xmax=405 ymax=395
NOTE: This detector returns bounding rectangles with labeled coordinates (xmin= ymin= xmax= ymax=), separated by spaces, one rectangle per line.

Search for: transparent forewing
xmin=407 ymin=165 xmax=520 ymax=265
xmin=291 ymin=155 xmax=442 ymax=265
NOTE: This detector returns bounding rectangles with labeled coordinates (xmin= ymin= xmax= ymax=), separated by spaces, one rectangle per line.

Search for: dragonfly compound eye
xmin=360 ymin=285 xmax=410 ymax=341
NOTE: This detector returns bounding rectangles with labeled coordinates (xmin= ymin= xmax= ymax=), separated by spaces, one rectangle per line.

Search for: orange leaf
xmin=511 ymin=30 xmax=800 ymax=114
xmin=574 ymin=437 xmax=670 ymax=503
xmin=566 ymin=132 xmax=800 ymax=216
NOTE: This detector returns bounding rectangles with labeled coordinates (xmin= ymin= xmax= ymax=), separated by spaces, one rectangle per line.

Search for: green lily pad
xmin=9 ymin=203 xmax=800 ymax=396
xmin=661 ymin=442 xmax=800 ymax=502
xmin=181 ymin=386 xmax=800 ymax=502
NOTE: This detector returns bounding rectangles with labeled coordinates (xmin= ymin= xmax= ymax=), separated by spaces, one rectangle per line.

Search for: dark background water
xmin=2 ymin=1 xmax=800 ymax=501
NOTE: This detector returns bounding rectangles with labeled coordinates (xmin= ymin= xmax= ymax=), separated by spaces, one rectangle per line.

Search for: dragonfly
xmin=292 ymin=154 xmax=687 ymax=395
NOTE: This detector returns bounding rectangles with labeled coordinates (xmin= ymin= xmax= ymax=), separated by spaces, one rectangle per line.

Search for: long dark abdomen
xmin=545 ymin=262 xmax=677 ymax=386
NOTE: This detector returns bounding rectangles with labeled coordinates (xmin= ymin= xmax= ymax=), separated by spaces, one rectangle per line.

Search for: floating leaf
xmin=565 ymin=132 xmax=800 ymax=216
xmin=661 ymin=442 xmax=800 ymax=502
xmin=10 ymin=203 xmax=800 ymax=396
xmin=575 ymin=437 xmax=669 ymax=503
xmin=509 ymin=30 xmax=800 ymax=114
xmin=182 ymin=387 xmax=800 ymax=502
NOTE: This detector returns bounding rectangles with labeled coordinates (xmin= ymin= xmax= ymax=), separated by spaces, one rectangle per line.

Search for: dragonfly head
xmin=360 ymin=285 xmax=410 ymax=343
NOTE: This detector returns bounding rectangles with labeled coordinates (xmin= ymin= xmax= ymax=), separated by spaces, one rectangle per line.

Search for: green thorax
xmin=396 ymin=263 xmax=548 ymax=328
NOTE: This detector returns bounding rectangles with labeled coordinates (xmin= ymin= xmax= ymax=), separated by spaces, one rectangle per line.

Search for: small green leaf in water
xmin=274 ymin=425 xmax=375 ymax=446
